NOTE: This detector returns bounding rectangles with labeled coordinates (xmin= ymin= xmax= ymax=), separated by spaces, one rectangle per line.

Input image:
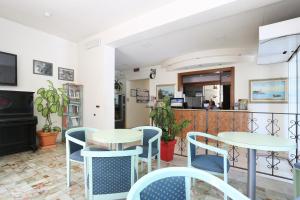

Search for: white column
xmin=78 ymin=43 xmax=115 ymax=129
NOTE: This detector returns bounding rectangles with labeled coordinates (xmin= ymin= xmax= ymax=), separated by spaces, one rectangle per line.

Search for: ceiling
xmin=116 ymin=0 xmax=300 ymax=70
xmin=0 ymin=0 xmax=176 ymax=42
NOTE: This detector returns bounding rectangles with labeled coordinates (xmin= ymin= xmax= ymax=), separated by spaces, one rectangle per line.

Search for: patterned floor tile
xmin=0 ymin=144 xmax=294 ymax=200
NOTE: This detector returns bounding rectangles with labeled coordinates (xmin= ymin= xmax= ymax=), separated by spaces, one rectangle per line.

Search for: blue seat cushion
xmin=143 ymin=129 xmax=159 ymax=148
xmin=295 ymin=162 xmax=300 ymax=169
xmin=87 ymin=165 xmax=138 ymax=193
xmin=91 ymin=156 xmax=132 ymax=195
xmin=125 ymin=145 xmax=159 ymax=158
xmin=70 ymin=147 xmax=108 ymax=162
xmin=69 ymin=130 xmax=86 ymax=154
xmin=191 ymin=155 xmax=230 ymax=174
xmin=70 ymin=150 xmax=84 ymax=162
xmin=140 ymin=176 xmax=186 ymax=200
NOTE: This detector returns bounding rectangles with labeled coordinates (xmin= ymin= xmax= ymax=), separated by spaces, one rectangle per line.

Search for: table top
xmin=87 ymin=129 xmax=143 ymax=144
xmin=218 ymin=132 xmax=296 ymax=152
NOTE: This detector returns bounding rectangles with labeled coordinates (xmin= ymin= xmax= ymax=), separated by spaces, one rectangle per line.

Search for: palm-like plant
xmin=150 ymin=97 xmax=190 ymax=142
xmin=35 ymin=80 xmax=69 ymax=132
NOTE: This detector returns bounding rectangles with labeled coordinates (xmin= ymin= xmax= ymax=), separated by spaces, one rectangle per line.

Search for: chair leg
xmin=157 ymin=153 xmax=160 ymax=169
xmin=147 ymin=159 xmax=151 ymax=173
xmin=192 ymin=178 xmax=196 ymax=186
xmin=141 ymin=160 xmax=144 ymax=171
xmin=224 ymin=174 xmax=228 ymax=200
xmin=67 ymin=160 xmax=71 ymax=187
xmin=135 ymin=159 xmax=139 ymax=180
xmin=84 ymin=160 xmax=88 ymax=199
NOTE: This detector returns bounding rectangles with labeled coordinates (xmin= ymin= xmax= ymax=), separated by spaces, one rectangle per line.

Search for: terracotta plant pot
xmin=37 ymin=131 xmax=59 ymax=149
xmin=160 ymin=139 xmax=177 ymax=162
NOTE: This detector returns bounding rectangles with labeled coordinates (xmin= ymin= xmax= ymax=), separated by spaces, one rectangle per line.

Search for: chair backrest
xmin=187 ymin=132 xmax=227 ymax=161
xmin=132 ymin=126 xmax=162 ymax=147
xmin=188 ymin=134 xmax=196 ymax=160
xmin=127 ymin=167 xmax=249 ymax=200
xmin=66 ymin=127 xmax=98 ymax=154
xmin=82 ymin=146 xmax=142 ymax=199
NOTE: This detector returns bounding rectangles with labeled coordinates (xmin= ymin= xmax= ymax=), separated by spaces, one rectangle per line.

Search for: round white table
xmin=87 ymin=129 xmax=143 ymax=150
xmin=218 ymin=132 xmax=296 ymax=200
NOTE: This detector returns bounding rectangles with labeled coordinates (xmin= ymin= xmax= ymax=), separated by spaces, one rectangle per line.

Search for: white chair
xmin=125 ymin=126 xmax=162 ymax=173
xmin=65 ymin=127 xmax=107 ymax=187
xmin=81 ymin=146 xmax=142 ymax=200
xmin=187 ymin=132 xmax=229 ymax=199
xmin=127 ymin=167 xmax=249 ymax=200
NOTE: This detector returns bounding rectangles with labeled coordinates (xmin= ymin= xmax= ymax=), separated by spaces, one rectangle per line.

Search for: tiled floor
xmin=0 ymin=144 xmax=294 ymax=200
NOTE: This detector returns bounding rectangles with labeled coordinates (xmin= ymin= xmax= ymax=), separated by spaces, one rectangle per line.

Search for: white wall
xmin=235 ymin=61 xmax=288 ymax=113
xmin=122 ymin=60 xmax=288 ymax=113
xmin=78 ymin=44 xmax=115 ymax=129
xmin=0 ymin=17 xmax=116 ymax=135
xmin=125 ymin=79 xmax=150 ymax=128
xmin=0 ymin=17 xmax=78 ymax=141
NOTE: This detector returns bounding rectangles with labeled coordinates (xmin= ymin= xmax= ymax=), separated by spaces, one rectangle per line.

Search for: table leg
xmin=248 ymin=149 xmax=256 ymax=200
xmin=117 ymin=143 xmax=123 ymax=150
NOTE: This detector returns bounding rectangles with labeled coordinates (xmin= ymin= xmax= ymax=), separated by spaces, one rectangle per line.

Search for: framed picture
xmin=58 ymin=67 xmax=74 ymax=81
xmin=33 ymin=60 xmax=53 ymax=76
xmin=136 ymin=89 xmax=149 ymax=103
xmin=130 ymin=89 xmax=137 ymax=97
xmin=249 ymin=78 xmax=288 ymax=103
xmin=156 ymin=84 xmax=175 ymax=101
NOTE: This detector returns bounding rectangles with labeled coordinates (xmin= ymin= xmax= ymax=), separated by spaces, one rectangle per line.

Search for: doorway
xmin=178 ymin=67 xmax=235 ymax=109
xmin=125 ymin=79 xmax=150 ymax=128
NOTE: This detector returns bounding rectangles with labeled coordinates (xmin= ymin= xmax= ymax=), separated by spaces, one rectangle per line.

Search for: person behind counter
xmin=210 ymin=100 xmax=218 ymax=109
xmin=203 ymin=100 xmax=218 ymax=110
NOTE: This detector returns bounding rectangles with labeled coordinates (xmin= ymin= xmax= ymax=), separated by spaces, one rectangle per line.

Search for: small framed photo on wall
xmin=33 ymin=60 xmax=53 ymax=76
xmin=58 ymin=67 xmax=74 ymax=81
xmin=130 ymin=89 xmax=137 ymax=97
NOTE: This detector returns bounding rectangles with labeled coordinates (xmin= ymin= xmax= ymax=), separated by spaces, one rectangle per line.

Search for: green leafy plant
xmin=35 ymin=80 xmax=69 ymax=133
xmin=150 ymin=96 xmax=190 ymax=142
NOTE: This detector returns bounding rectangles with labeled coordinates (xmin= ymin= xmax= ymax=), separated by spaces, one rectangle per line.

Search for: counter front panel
xmin=174 ymin=109 xmax=249 ymax=139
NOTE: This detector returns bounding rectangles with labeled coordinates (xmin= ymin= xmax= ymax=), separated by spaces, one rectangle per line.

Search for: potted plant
xmin=150 ymin=97 xmax=190 ymax=161
xmin=35 ymin=80 xmax=69 ymax=149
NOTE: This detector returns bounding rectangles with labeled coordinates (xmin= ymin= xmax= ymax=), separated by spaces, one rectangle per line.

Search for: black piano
xmin=0 ymin=90 xmax=37 ymax=156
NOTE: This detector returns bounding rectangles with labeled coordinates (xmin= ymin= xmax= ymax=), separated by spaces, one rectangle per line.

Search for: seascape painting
xmin=249 ymin=78 xmax=288 ymax=103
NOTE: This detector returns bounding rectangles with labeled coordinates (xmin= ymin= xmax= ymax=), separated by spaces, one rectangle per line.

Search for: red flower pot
xmin=160 ymin=139 xmax=177 ymax=162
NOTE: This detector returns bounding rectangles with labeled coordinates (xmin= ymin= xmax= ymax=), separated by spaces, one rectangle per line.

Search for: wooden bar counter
xmin=174 ymin=109 xmax=249 ymax=139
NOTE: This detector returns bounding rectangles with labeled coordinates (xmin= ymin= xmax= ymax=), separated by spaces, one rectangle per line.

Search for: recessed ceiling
xmin=116 ymin=0 xmax=300 ymax=70
xmin=0 ymin=0 xmax=176 ymax=42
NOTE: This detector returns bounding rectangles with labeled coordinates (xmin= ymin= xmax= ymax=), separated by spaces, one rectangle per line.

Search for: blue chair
xmin=187 ymin=132 xmax=229 ymax=199
xmin=65 ymin=127 xmax=107 ymax=187
xmin=127 ymin=167 xmax=249 ymax=200
xmin=81 ymin=146 xmax=142 ymax=200
xmin=125 ymin=126 xmax=162 ymax=173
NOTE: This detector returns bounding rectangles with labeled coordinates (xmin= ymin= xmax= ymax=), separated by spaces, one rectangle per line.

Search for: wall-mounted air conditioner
xmin=257 ymin=17 xmax=300 ymax=65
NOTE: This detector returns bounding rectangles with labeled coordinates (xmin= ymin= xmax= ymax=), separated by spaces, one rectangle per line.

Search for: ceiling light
xmin=44 ymin=12 xmax=52 ymax=17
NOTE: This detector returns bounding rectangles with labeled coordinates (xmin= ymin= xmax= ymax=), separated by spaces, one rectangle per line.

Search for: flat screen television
xmin=0 ymin=51 xmax=17 ymax=86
